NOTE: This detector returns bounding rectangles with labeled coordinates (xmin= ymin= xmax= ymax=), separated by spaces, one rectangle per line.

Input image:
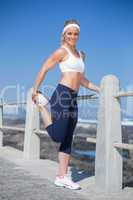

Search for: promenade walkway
xmin=0 ymin=146 xmax=133 ymax=200
xmin=0 ymin=157 xmax=87 ymax=200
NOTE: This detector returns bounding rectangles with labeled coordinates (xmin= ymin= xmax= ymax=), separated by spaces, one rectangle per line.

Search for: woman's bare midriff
xmin=59 ymin=72 xmax=83 ymax=91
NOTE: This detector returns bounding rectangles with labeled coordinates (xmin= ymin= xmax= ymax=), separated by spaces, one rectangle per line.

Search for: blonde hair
xmin=61 ymin=19 xmax=80 ymax=45
xmin=80 ymin=50 xmax=86 ymax=61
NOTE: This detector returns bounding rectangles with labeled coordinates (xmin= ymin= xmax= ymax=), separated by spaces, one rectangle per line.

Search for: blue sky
xmin=0 ymin=0 xmax=133 ymax=102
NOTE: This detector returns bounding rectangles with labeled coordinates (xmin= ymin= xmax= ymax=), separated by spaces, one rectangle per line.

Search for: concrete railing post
xmin=0 ymin=99 xmax=3 ymax=147
xmin=23 ymin=88 xmax=40 ymax=159
xmin=95 ymin=75 xmax=122 ymax=192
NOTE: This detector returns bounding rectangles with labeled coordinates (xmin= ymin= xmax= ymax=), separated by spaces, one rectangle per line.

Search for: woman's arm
xmin=33 ymin=48 xmax=66 ymax=91
xmin=79 ymin=52 xmax=100 ymax=93
xmin=32 ymin=48 xmax=66 ymax=101
xmin=80 ymin=75 xmax=100 ymax=93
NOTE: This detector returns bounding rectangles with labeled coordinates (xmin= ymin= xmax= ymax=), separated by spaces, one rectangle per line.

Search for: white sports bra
xmin=59 ymin=46 xmax=85 ymax=73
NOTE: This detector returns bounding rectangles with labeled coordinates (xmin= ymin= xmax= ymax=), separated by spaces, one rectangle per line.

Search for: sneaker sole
xmin=54 ymin=181 xmax=81 ymax=190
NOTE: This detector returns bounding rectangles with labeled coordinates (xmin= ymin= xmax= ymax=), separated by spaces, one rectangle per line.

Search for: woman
xmin=32 ymin=19 xmax=100 ymax=190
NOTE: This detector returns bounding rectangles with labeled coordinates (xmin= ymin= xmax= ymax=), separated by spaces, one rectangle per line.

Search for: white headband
xmin=62 ymin=24 xmax=80 ymax=35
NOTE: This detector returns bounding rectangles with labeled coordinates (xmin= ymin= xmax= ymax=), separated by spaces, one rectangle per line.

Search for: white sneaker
xmin=36 ymin=92 xmax=49 ymax=107
xmin=54 ymin=175 xmax=81 ymax=190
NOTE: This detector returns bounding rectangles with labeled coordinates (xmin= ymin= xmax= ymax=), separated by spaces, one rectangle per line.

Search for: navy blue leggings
xmin=45 ymin=83 xmax=78 ymax=154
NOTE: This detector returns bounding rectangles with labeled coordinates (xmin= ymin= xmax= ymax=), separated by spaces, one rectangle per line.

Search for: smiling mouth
xmin=70 ymin=40 xmax=76 ymax=42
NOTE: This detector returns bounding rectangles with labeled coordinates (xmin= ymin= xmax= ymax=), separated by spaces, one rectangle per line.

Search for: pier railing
xmin=0 ymin=74 xmax=133 ymax=193
xmin=94 ymin=75 xmax=133 ymax=192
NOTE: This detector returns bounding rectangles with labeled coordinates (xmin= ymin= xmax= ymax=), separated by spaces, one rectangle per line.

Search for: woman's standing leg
xmin=54 ymin=103 xmax=80 ymax=190
xmin=57 ymin=102 xmax=78 ymax=177
xmin=57 ymin=152 xmax=71 ymax=177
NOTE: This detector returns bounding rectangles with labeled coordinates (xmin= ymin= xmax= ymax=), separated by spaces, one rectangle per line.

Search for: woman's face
xmin=64 ymin=27 xmax=80 ymax=46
